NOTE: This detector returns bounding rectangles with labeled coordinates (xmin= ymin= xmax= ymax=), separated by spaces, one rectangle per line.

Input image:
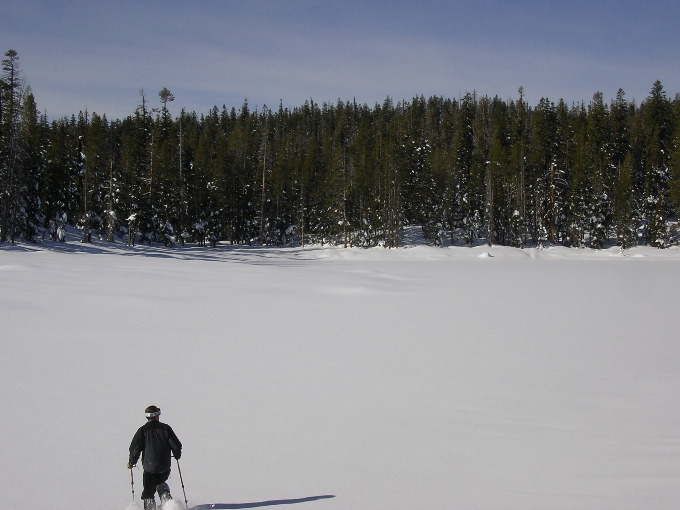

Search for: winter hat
xmin=145 ymin=405 xmax=161 ymax=418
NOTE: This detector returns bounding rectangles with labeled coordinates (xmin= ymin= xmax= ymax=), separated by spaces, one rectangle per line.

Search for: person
xmin=128 ymin=405 xmax=183 ymax=510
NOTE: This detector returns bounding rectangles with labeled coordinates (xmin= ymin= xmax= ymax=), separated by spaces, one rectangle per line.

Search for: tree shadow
xmin=4 ymin=227 xmax=323 ymax=266
xmin=190 ymin=495 xmax=335 ymax=509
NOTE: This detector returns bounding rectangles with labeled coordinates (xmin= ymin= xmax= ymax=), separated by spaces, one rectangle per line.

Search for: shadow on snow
xmin=0 ymin=228 xmax=324 ymax=266
xmin=189 ymin=495 xmax=335 ymax=509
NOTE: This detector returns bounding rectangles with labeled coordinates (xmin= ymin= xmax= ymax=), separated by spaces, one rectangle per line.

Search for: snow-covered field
xmin=1 ymin=234 xmax=679 ymax=510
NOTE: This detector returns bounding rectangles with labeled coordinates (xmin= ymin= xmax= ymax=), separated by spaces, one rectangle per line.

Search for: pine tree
xmin=17 ymin=90 xmax=46 ymax=241
xmin=609 ymin=89 xmax=638 ymax=246
xmin=640 ymin=81 xmax=672 ymax=247
xmin=43 ymin=118 xmax=77 ymax=239
xmin=507 ymin=88 xmax=529 ymax=247
xmin=381 ymin=98 xmax=403 ymax=248
xmin=223 ymin=101 xmax=258 ymax=245
xmin=472 ymin=95 xmax=491 ymax=245
xmin=528 ymin=97 xmax=558 ymax=245
xmin=449 ymin=92 xmax=476 ymax=245
xmin=153 ymin=88 xmax=178 ymax=245
xmin=118 ymin=96 xmax=152 ymax=246
xmin=103 ymin=119 xmax=124 ymax=242
xmin=0 ymin=49 xmax=22 ymax=242
xmin=550 ymin=100 xmax=572 ymax=244
xmin=83 ymin=112 xmax=111 ymax=240
xmin=586 ymin=92 xmax=613 ymax=249
xmin=486 ymin=96 xmax=511 ymax=246
xmin=266 ymin=101 xmax=296 ymax=245
xmin=350 ymin=106 xmax=381 ymax=247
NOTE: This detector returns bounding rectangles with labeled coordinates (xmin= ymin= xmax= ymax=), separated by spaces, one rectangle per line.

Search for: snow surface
xmin=1 ymin=234 xmax=680 ymax=510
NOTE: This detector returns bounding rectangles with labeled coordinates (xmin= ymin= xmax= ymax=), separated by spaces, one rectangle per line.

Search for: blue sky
xmin=2 ymin=0 xmax=679 ymax=120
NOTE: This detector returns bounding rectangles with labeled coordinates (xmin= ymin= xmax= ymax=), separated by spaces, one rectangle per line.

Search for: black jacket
xmin=129 ymin=420 xmax=182 ymax=473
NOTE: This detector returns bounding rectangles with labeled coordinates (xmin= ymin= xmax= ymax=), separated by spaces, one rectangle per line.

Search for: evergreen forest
xmin=2 ymin=49 xmax=680 ymax=249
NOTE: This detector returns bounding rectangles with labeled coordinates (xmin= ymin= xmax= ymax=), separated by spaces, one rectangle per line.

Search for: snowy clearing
xmin=1 ymin=235 xmax=679 ymax=510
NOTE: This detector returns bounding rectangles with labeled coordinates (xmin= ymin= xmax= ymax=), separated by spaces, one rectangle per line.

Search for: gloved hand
xmin=127 ymin=462 xmax=134 ymax=469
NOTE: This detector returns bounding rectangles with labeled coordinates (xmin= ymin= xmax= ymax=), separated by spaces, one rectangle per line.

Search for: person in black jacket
xmin=128 ymin=405 xmax=183 ymax=510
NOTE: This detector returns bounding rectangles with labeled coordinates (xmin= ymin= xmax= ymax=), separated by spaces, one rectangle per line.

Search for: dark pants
xmin=141 ymin=470 xmax=171 ymax=500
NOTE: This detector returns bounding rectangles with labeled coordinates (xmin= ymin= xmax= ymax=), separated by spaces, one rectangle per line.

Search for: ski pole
xmin=130 ymin=465 xmax=135 ymax=502
xmin=174 ymin=457 xmax=189 ymax=510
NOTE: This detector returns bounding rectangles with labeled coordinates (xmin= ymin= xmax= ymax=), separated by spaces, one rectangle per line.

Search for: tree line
xmin=2 ymin=49 xmax=679 ymax=249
